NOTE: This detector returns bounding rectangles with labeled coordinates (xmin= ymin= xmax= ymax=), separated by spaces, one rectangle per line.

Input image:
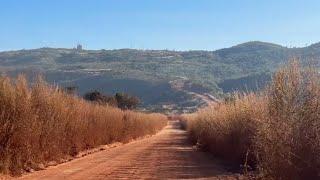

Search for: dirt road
xmin=20 ymin=121 xmax=238 ymax=180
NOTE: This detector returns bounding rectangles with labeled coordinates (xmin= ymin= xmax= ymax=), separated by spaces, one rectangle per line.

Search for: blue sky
xmin=1 ymin=0 xmax=320 ymax=51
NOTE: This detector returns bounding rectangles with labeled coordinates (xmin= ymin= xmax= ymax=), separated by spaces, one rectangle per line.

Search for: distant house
xmin=77 ymin=44 xmax=83 ymax=51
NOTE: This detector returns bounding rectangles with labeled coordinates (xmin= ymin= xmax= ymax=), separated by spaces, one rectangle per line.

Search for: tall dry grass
xmin=186 ymin=93 xmax=266 ymax=170
xmin=0 ymin=75 xmax=167 ymax=175
xmin=256 ymin=61 xmax=320 ymax=179
xmin=185 ymin=61 xmax=320 ymax=179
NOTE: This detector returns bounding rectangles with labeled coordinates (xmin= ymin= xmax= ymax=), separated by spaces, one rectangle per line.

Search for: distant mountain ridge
xmin=0 ymin=41 xmax=319 ymax=112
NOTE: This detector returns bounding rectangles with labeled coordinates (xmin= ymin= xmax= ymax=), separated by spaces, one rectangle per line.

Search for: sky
xmin=1 ymin=0 xmax=320 ymax=51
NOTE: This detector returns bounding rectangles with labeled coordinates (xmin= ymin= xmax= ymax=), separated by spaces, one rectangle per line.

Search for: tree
xmin=115 ymin=93 xmax=140 ymax=110
xmin=83 ymin=90 xmax=117 ymax=107
xmin=83 ymin=91 xmax=140 ymax=109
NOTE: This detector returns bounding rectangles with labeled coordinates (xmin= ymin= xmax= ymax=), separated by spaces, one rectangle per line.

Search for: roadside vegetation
xmin=83 ymin=90 xmax=140 ymax=110
xmin=183 ymin=61 xmax=320 ymax=179
xmin=0 ymin=76 xmax=167 ymax=175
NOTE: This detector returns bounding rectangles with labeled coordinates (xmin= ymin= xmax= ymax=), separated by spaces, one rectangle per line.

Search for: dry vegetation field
xmin=0 ymin=76 xmax=167 ymax=175
xmin=184 ymin=61 xmax=320 ymax=179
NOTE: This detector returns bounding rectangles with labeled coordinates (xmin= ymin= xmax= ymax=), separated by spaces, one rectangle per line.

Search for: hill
xmin=0 ymin=41 xmax=319 ymax=112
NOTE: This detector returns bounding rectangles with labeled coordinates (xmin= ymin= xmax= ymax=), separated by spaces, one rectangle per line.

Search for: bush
xmin=0 ymin=76 xmax=167 ymax=175
xmin=185 ymin=60 xmax=320 ymax=179
xmin=84 ymin=90 xmax=118 ymax=107
xmin=83 ymin=91 xmax=140 ymax=110
xmin=115 ymin=93 xmax=140 ymax=110
xmin=255 ymin=61 xmax=320 ymax=179
xmin=186 ymin=93 xmax=265 ymax=170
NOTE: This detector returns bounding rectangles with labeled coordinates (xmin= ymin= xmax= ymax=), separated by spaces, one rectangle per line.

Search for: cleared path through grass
xmin=20 ymin=121 xmax=238 ymax=180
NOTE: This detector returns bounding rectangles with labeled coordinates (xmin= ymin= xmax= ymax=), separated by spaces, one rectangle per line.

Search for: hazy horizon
xmin=1 ymin=40 xmax=318 ymax=52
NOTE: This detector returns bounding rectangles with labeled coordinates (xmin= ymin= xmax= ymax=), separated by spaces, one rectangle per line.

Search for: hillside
xmin=0 ymin=41 xmax=319 ymax=112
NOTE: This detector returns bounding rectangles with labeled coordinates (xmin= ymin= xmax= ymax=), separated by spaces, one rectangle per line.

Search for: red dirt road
xmin=19 ymin=121 xmax=238 ymax=180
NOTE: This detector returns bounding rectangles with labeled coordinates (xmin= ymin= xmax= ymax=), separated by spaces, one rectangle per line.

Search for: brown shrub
xmin=186 ymin=93 xmax=265 ymax=170
xmin=186 ymin=60 xmax=320 ymax=179
xmin=0 ymin=75 xmax=167 ymax=175
xmin=255 ymin=61 xmax=320 ymax=179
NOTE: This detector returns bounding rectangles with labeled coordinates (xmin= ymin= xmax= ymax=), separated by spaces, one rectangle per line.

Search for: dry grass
xmin=185 ymin=60 xmax=320 ymax=179
xmin=185 ymin=94 xmax=265 ymax=170
xmin=256 ymin=61 xmax=320 ymax=179
xmin=0 ymin=75 xmax=167 ymax=175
